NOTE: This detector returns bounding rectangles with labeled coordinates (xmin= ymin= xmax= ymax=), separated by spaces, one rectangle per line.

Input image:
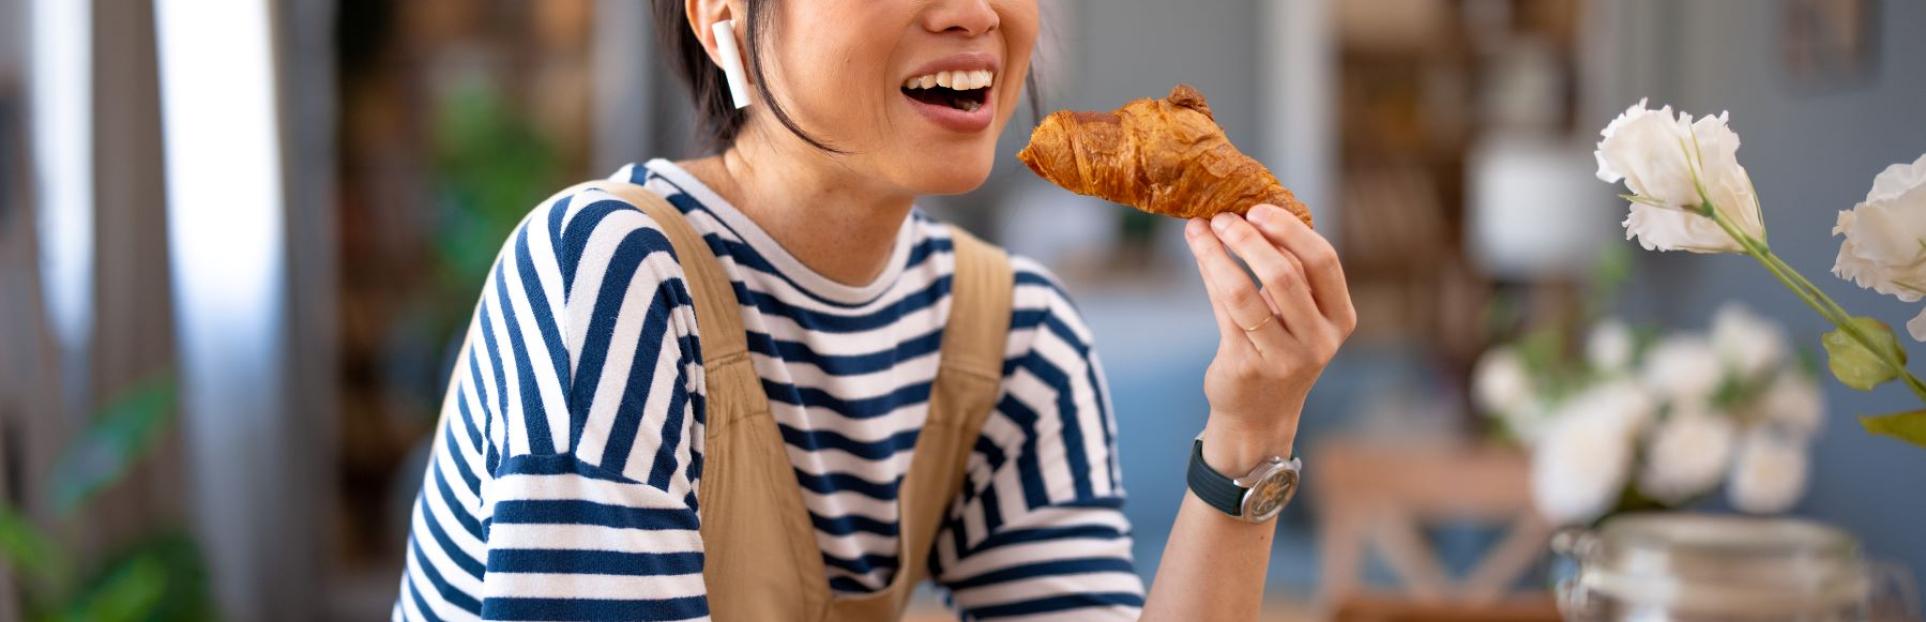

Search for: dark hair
xmin=652 ymin=0 xmax=1041 ymax=154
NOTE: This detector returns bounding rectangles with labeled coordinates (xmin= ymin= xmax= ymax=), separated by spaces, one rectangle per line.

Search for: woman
xmin=394 ymin=0 xmax=1354 ymax=619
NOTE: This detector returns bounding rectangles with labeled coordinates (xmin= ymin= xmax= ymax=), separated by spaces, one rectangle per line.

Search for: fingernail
xmin=1185 ymin=218 xmax=1205 ymax=239
xmin=1248 ymin=204 xmax=1275 ymax=224
xmin=1210 ymin=213 xmax=1235 ymax=232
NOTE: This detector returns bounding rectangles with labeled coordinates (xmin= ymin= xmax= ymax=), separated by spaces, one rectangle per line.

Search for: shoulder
xmin=938 ymin=224 xmax=1098 ymax=363
xmin=923 ymin=219 xmax=1097 ymax=358
xmin=507 ymin=167 xmax=701 ymax=300
xmin=1007 ymin=253 xmax=1096 ymax=347
xmin=482 ymin=169 xmax=707 ymax=364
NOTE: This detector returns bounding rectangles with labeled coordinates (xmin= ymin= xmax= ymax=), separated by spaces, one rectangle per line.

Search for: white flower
xmin=1473 ymin=347 xmax=1534 ymax=416
xmin=1831 ymin=154 xmax=1926 ymax=339
xmin=1641 ymin=336 xmax=1723 ymax=404
xmin=1728 ymin=430 xmax=1809 ymax=514
xmin=1710 ymin=303 xmax=1788 ymax=380
xmin=1587 ymin=318 xmax=1635 ymax=373
xmin=1756 ymin=368 xmax=1825 ymax=438
xmin=1532 ymin=418 xmax=1629 ymax=525
xmin=1529 ymin=381 xmax=1654 ymax=524
xmin=1574 ymin=379 xmax=1658 ymax=434
xmin=1595 ymin=100 xmax=1700 ymax=207
xmin=1620 ymin=203 xmax=1743 ymax=254
xmin=1596 ymin=100 xmax=1765 ymax=253
xmin=1637 ymin=405 xmax=1736 ymax=503
xmin=1499 ymin=398 xmax=1554 ymax=446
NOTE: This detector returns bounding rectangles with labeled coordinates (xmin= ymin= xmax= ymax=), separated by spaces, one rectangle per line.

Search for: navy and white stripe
xmin=395 ymin=159 xmax=1142 ymax=621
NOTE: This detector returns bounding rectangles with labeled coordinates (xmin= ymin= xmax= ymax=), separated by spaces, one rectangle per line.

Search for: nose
xmin=921 ymin=0 xmax=999 ymax=37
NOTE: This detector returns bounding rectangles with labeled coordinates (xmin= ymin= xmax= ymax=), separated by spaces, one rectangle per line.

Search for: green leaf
xmin=1821 ymin=317 xmax=1906 ymax=390
xmin=48 ymin=374 xmax=176 ymax=517
xmin=15 ymin=531 xmax=217 ymax=622
xmin=87 ymin=532 xmax=217 ymax=622
xmin=0 ymin=507 xmax=67 ymax=585
xmin=1861 ymin=410 xmax=1926 ymax=448
xmin=60 ymin=553 xmax=166 ymax=622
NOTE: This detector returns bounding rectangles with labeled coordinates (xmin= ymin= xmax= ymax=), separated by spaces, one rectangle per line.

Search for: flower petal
xmin=1728 ymin=432 xmax=1808 ymax=514
xmin=1595 ymin=101 xmax=1700 ymax=207
xmin=1638 ymin=408 xmax=1736 ymax=503
xmin=1867 ymin=153 xmax=1926 ymax=204
xmin=1833 ymin=154 xmax=1926 ymax=303
xmin=1623 ymin=203 xmax=1745 ymax=253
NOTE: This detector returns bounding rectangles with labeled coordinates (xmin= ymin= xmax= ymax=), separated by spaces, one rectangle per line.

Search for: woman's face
xmin=741 ymin=0 xmax=1039 ymax=196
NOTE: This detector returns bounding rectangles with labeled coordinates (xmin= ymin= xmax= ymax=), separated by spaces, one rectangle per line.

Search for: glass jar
xmin=1553 ymin=513 xmax=1919 ymax=621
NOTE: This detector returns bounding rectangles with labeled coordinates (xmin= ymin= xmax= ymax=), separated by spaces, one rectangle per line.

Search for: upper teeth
xmin=904 ymin=69 xmax=994 ymax=91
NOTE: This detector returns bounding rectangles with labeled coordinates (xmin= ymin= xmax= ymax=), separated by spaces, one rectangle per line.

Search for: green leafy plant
xmin=0 ymin=374 xmax=217 ymax=622
xmin=430 ymin=81 xmax=563 ymax=295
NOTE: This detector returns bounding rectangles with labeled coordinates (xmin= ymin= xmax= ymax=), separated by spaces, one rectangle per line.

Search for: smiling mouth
xmin=901 ymin=69 xmax=994 ymax=113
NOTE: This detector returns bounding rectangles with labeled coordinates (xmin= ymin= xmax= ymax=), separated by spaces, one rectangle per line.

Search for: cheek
xmin=767 ymin=9 xmax=899 ymax=146
xmin=1001 ymin=1 xmax=1042 ymax=61
xmin=844 ymin=37 xmax=903 ymax=135
xmin=802 ymin=52 xmax=887 ymax=138
xmin=995 ymin=4 xmax=1041 ymax=121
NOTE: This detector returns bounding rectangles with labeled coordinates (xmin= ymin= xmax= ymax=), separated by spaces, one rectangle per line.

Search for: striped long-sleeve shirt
xmin=394 ymin=159 xmax=1144 ymax=621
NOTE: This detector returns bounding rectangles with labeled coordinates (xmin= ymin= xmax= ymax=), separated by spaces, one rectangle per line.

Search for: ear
xmin=686 ymin=0 xmax=743 ymax=67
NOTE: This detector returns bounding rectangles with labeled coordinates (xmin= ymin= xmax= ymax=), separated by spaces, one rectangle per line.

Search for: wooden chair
xmin=1313 ymin=437 xmax=1561 ymax=622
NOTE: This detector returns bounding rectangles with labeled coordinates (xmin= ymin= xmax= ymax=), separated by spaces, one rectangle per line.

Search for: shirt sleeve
xmin=928 ymin=259 xmax=1145 ymax=621
xmin=463 ymin=187 xmax=711 ymax=621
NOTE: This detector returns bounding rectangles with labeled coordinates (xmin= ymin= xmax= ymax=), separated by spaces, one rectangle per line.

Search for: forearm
xmin=1150 ymin=207 xmax=1353 ymax=619
xmin=1140 ymin=417 xmax=1295 ymax=621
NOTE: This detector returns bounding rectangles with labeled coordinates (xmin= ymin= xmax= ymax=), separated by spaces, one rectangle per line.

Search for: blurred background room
xmin=1 ymin=0 xmax=1923 ymax=620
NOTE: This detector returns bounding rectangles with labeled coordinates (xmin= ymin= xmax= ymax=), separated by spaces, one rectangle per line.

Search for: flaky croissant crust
xmin=1017 ymin=84 xmax=1311 ymax=226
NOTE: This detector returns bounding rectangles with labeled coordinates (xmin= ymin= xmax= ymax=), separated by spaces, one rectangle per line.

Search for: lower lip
xmin=901 ymin=89 xmax=995 ymax=134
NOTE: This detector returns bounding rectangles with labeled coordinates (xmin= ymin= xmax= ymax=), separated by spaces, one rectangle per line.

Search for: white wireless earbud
xmin=712 ymin=19 xmax=751 ymax=109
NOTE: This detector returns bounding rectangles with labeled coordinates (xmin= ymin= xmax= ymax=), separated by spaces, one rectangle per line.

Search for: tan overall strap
xmin=560 ymin=181 xmax=1014 ymax=621
xmin=554 ymin=181 xmax=751 ymax=361
xmin=825 ymin=226 xmax=1013 ymax=621
xmin=559 ymin=180 xmax=829 ymax=620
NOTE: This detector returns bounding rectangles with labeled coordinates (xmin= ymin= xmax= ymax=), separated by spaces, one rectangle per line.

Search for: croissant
xmin=1016 ymin=84 xmax=1311 ymax=227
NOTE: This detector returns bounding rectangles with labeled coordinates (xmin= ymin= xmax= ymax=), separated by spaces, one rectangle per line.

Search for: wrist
xmin=1200 ymin=414 xmax=1297 ymax=473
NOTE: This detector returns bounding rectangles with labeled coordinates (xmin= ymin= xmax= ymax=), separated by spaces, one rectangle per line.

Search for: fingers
xmin=1185 ymin=219 xmax=1290 ymax=356
xmin=1184 ymin=220 xmax=1244 ymax=348
xmin=1209 ymin=213 xmax=1321 ymax=342
xmin=1247 ymin=204 xmax=1358 ymax=336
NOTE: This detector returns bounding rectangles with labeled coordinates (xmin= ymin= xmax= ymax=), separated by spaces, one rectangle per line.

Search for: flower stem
xmin=1763 ymin=252 xmax=1857 ymax=325
xmin=1703 ymin=206 xmax=1926 ymax=401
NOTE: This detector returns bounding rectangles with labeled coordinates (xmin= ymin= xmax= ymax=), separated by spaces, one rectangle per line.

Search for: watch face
xmin=1239 ymin=469 xmax=1299 ymax=522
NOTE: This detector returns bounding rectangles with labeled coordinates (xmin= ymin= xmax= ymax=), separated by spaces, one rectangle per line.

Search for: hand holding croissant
xmin=1023 ymin=84 xmax=1352 ymax=622
xmin=1018 ymin=83 xmax=1348 ymax=488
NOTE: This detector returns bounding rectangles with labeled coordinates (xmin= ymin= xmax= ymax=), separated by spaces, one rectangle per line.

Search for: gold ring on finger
xmin=1239 ymin=314 xmax=1275 ymax=333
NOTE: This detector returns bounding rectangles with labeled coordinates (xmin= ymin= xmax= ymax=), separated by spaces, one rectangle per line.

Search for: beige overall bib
xmin=577 ymin=181 xmax=1013 ymax=621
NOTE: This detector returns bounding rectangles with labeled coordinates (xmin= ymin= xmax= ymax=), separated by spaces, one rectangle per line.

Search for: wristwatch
xmin=1186 ymin=434 xmax=1302 ymax=523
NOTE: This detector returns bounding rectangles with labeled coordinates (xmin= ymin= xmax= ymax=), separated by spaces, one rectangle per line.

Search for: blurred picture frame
xmin=1781 ymin=0 xmax=1878 ymax=88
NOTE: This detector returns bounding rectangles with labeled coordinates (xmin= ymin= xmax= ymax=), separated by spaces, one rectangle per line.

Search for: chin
xmin=901 ymin=150 xmax=995 ymax=196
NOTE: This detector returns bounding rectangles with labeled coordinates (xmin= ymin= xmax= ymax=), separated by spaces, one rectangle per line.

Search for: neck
xmin=680 ymin=129 xmax=914 ymax=287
